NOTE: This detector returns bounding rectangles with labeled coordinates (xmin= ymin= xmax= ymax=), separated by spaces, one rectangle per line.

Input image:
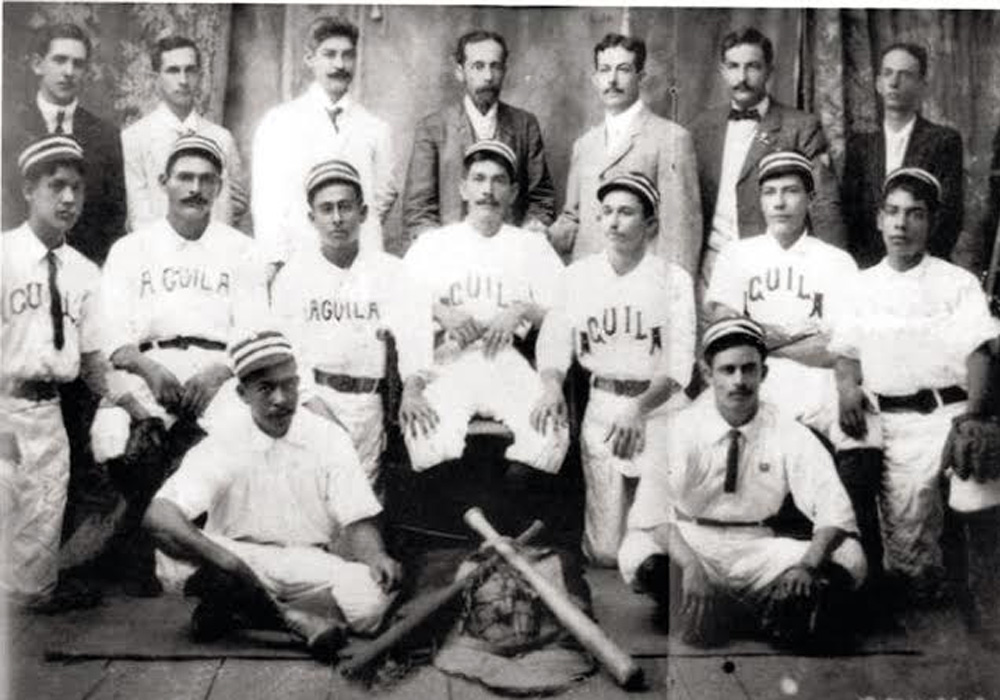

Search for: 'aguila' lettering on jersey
xmin=746 ymin=264 xmax=820 ymax=315
xmin=138 ymin=267 xmax=232 ymax=298
xmin=3 ymin=283 xmax=79 ymax=323
xmin=307 ymin=299 xmax=382 ymax=323
xmin=445 ymin=273 xmax=517 ymax=308
xmin=579 ymin=305 xmax=662 ymax=355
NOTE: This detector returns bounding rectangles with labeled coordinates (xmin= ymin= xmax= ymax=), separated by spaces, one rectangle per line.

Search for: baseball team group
xmin=3 ymin=13 xmax=1000 ymax=660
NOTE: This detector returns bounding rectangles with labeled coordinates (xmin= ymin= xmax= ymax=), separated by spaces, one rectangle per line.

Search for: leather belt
xmin=314 ymin=369 xmax=382 ymax=394
xmin=139 ymin=336 xmax=227 ymax=353
xmin=592 ymin=376 xmax=651 ymax=397
xmin=6 ymin=379 xmax=59 ymax=402
xmin=676 ymin=511 xmax=766 ymax=528
xmin=877 ymin=385 xmax=967 ymax=414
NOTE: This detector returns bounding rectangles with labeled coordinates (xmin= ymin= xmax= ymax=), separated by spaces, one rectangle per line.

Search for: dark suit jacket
xmin=842 ymin=115 xmax=964 ymax=269
xmin=689 ymin=100 xmax=846 ymax=260
xmin=3 ymin=102 xmax=126 ymax=266
xmin=403 ymin=101 xmax=555 ymax=240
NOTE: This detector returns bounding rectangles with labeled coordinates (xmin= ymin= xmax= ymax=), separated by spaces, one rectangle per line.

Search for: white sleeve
xmin=822 ymin=252 xmax=860 ymax=332
xmin=325 ymin=428 xmax=382 ymax=527
xmin=528 ymin=236 xmax=565 ymax=312
xmin=101 ymin=242 xmax=142 ymax=355
xmin=388 ymin=264 xmax=434 ymax=379
xmin=535 ymin=267 xmax=574 ymax=374
xmin=946 ymin=271 xmax=1000 ymax=363
xmin=229 ymin=247 xmax=273 ymax=342
xmin=704 ymin=243 xmax=742 ymax=315
xmin=121 ymin=128 xmax=154 ymax=232
xmin=657 ymin=264 xmax=696 ymax=387
xmin=156 ymin=439 xmax=231 ymax=519
xmin=627 ymin=413 xmax=685 ymax=530
xmin=786 ymin=425 xmax=858 ymax=535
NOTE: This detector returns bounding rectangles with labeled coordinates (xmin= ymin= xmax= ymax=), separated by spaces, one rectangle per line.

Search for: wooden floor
xmin=5 ymin=578 xmax=1000 ymax=700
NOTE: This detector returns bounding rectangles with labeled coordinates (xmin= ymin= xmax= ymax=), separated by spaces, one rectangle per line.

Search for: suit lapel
xmin=702 ymin=107 xmax=729 ymax=186
xmin=902 ymin=115 xmax=929 ymax=165
xmin=601 ymin=104 xmax=643 ymax=176
xmin=451 ymin=102 xmax=476 ymax=151
xmin=495 ymin=102 xmax=514 ymax=147
xmin=737 ymin=102 xmax=781 ymax=183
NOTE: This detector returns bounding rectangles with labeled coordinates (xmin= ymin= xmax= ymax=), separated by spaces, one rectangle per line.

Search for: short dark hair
xmin=32 ymin=23 xmax=92 ymax=62
xmin=307 ymin=178 xmax=364 ymax=208
xmin=720 ymin=26 xmax=773 ymax=67
xmin=881 ymin=178 xmax=940 ymax=215
xmin=593 ymin=33 xmax=646 ymax=73
xmin=165 ymin=148 xmax=222 ymax=176
xmin=152 ymin=36 xmax=201 ymax=72
xmin=305 ymin=16 xmax=359 ymax=52
xmin=879 ymin=42 xmax=928 ymax=78
xmin=600 ymin=186 xmax=655 ymax=220
xmin=455 ymin=30 xmax=508 ymax=66
xmin=463 ymin=150 xmax=515 ymax=182
xmin=24 ymin=158 xmax=85 ymax=187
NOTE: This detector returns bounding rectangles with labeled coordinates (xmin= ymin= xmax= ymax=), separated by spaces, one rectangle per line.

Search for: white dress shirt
xmin=604 ymin=98 xmax=644 ymax=154
xmin=121 ymin=104 xmax=246 ymax=231
xmin=883 ymin=116 xmax=917 ymax=176
xmin=251 ymin=84 xmax=398 ymax=262
xmin=463 ymin=95 xmax=498 ymax=140
xmin=36 ymin=93 xmax=78 ymax=135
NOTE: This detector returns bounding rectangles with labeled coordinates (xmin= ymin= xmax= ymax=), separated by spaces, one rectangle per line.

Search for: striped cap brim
xmin=169 ymin=134 xmax=225 ymax=171
xmin=597 ymin=171 xmax=660 ymax=213
xmin=702 ymin=316 xmax=767 ymax=357
xmin=463 ymin=139 xmax=517 ymax=174
xmin=229 ymin=331 xmax=294 ymax=380
xmin=758 ymin=150 xmax=814 ymax=190
xmin=18 ymin=136 xmax=84 ymax=176
xmin=883 ymin=166 xmax=942 ymax=205
xmin=305 ymin=159 xmax=363 ymax=198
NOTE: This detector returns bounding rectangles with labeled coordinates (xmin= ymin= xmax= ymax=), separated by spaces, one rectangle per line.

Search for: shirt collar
xmin=463 ymin=95 xmax=499 ymax=123
xmin=308 ymin=82 xmax=353 ymax=114
xmin=878 ymin=252 xmax=931 ymax=278
xmin=729 ymin=94 xmax=770 ymax=118
xmin=763 ymin=226 xmax=811 ymax=253
xmin=245 ymin=408 xmax=310 ymax=452
xmin=605 ymin=98 xmax=644 ymax=133
xmin=153 ymin=102 xmax=203 ymax=134
xmin=36 ymin=92 xmax=78 ymax=133
xmin=883 ymin=115 xmax=917 ymax=139
xmin=697 ymin=393 xmax=764 ymax=444
xmin=20 ymin=222 xmax=67 ymax=263
xmin=161 ymin=218 xmax=214 ymax=250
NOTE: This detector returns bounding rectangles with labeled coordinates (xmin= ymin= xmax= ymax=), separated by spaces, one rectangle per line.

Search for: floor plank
xmin=670 ymin=657 xmax=750 ymax=700
xmin=8 ymin=658 xmax=108 ymax=700
xmin=87 ymin=660 xmax=220 ymax=700
xmin=209 ymin=659 xmax=334 ymax=700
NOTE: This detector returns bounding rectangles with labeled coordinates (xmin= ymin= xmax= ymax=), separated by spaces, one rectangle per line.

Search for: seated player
xmin=705 ymin=150 xmax=884 ymax=580
xmin=143 ymin=331 xmax=400 ymax=657
xmin=268 ymin=159 xmax=436 ymax=493
xmin=619 ymin=318 xmax=866 ymax=650
xmin=831 ymin=167 xmax=1000 ymax=607
xmin=403 ymin=140 xmax=569 ymax=476
xmin=90 ymin=134 xmax=256 ymax=594
xmin=532 ymin=172 xmax=695 ymax=566
xmin=0 ymin=136 xmax=148 ymax=609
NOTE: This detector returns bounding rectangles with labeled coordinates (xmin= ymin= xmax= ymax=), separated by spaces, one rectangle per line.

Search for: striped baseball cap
xmin=758 ymin=150 xmax=814 ymax=193
xmin=597 ymin=172 xmax=660 ymax=215
xmin=17 ymin=135 xmax=84 ymax=176
xmin=167 ymin=133 xmax=225 ymax=173
xmin=702 ymin=316 xmax=767 ymax=359
xmin=229 ymin=330 xmax=295 ymax=381
xmin=463 ymin=139 xmax=517 ymax=178
xmin=305 ymin=159 xmax=363 ymax=200
xmin=883 ymin=167 xmax=942 ymax=208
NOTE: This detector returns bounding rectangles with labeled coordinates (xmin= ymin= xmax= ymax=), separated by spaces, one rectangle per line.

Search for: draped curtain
xmin=4 ymin=4 xmax=998 ymax=266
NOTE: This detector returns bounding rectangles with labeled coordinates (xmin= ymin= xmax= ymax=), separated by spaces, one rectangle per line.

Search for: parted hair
xmin=720 ymin=26 xmax=773 ymax=67
xmin=305 ymin=16 xmax=359 ymax=52
xmin=455 ymin=30 xmax=508 ymax=65
xmin=152 ymin=36 xmax=201 ymax=72
xmin=879 ymin=42 xmax=928 ymax=78
xmin=32 ymin=23 xmax=92 ymax=61
xmin=593 ymin=33 xmax=646 ymax=72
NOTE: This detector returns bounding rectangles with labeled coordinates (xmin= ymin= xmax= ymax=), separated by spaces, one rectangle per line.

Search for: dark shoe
xmin=31 ymin=576 xmax=103 ymax=615
xmin=190 ymin=600 xmax=239 ymax=642
xmin=123 ymin=573 xmax=164 ymax=598
xmin=306 ymin=624 xmax=348 ymax=664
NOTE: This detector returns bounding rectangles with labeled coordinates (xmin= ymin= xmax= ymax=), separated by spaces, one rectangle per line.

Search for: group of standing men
xmin=2 ymin=15 xmax=999 ymax=655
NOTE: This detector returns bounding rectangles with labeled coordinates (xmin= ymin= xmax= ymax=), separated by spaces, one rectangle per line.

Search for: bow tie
xmin=728 ymin=108 xmax=761 ymax=122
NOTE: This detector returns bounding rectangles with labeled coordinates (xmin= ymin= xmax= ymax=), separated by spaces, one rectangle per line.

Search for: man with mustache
xmin=403 ymin=140 xmax=568 ymax=509
xmin=90 ymin=134 xmax=256 ymax=595
xmin=549 ymin=33 xmax=701 ymax=277
xmin=2 ymin=23 xmax=126 ymax=266
xmin=705 ymin=151 xmax=884 ymax=584
xmin=619 ymin=317 xmax=866 ymax=650
xmin=252 ymin=16 xmax=397 ymax=279
xmin=831 ymin=168 xmax=1000 ymax=610
xmin=403 ymin=30 xmax=555 ymax=241
xmin=122 ymin=36 xmax=248 ymax=232
xmin=143 ymin=330 xmax=400 ymax=657
xmin=266 ymin=159 xmax=438 ymax=494
xmin=842 ymin=43 xmax=964 ymax=269
xmin=1 ymin=136 xmax=149 ymax=610
xmin=689 ymin=27 xmax=845 ymax=301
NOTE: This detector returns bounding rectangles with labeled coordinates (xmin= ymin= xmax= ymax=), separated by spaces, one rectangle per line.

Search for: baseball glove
xmin=941 ymin=414 xmax=1000 ymax=483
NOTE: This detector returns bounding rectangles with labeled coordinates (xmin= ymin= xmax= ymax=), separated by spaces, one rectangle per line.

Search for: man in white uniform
xmin=832 ymin=167 xmax=1000 ymax=606
xmin=619 ymin=317 xmax=866 ymax=649
xmin=252 ymin=16 xmax=397 ymax=272
xmin=533 ymin=172 xmax=695 ymax=566
xmin=144 ymin=331 xmax=400 ymax=658
xmin=269 ymin=159 xmax=437 ymax=491
xmin=404 ymin=140 xmax=568 ymax=475
xmin=92 ymin=134 xmax=256 ymax=594
xmin=706 ymin=150 xmax=884 ymax=579
xmin=1 ymin=136 xmax=148 ymax=608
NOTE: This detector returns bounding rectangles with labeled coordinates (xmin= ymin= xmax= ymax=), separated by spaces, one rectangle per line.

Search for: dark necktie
xmin=47 ymin=251 xmax=65 ymax=350
xmin=54 ymin=110 xmax=66 ymax=134
xmin=327 ymin=106 xmax=343 ymax=133
xmin=723 ymin=429 xmax=740 ymax=493
xmin=728 ymin=108 xmax=761 ymax=122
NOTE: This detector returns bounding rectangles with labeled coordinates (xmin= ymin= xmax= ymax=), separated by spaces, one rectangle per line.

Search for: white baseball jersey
xmin=706 ymin=230 xmax=858 ymax=335
xmin=537 ymin=251 xmax=695 ymax=386
xmin=1 ymin=223 xmax=102 ymax=385
xmin=271 ymin=240 xmax=433 ymax=382
xmin=404 ymin=221 xmax=563 ymax=354
xmin=101 ymin=219 xmax=254 ymax=355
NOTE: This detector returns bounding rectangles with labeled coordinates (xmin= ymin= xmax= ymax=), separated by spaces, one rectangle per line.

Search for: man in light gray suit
xmin=548 ymin=33 xmax=702 ymax=275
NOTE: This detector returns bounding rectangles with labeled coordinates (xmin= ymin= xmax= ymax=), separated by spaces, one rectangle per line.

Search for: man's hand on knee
xmin=366 ymin=553 xmax=402 ymax=593
xmin=179 ymin=364 xmax=232 ymax=418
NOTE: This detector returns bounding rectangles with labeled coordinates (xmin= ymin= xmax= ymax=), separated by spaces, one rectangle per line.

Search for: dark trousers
xmin=951 ymin=504 xmax=1000 ymax=631
xmin=835 ymin=448 xmax=885 ymax=584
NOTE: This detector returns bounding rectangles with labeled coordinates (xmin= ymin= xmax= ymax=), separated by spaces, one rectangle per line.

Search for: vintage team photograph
xmin=2 ymin=3 xmax=1000 ymax=699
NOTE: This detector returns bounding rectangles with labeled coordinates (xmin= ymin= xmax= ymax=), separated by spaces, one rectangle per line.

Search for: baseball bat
xmin=463 ymin=507 xmax=644 ymax=690
xmin=340 ymin=518 xmax=544 ymax=679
